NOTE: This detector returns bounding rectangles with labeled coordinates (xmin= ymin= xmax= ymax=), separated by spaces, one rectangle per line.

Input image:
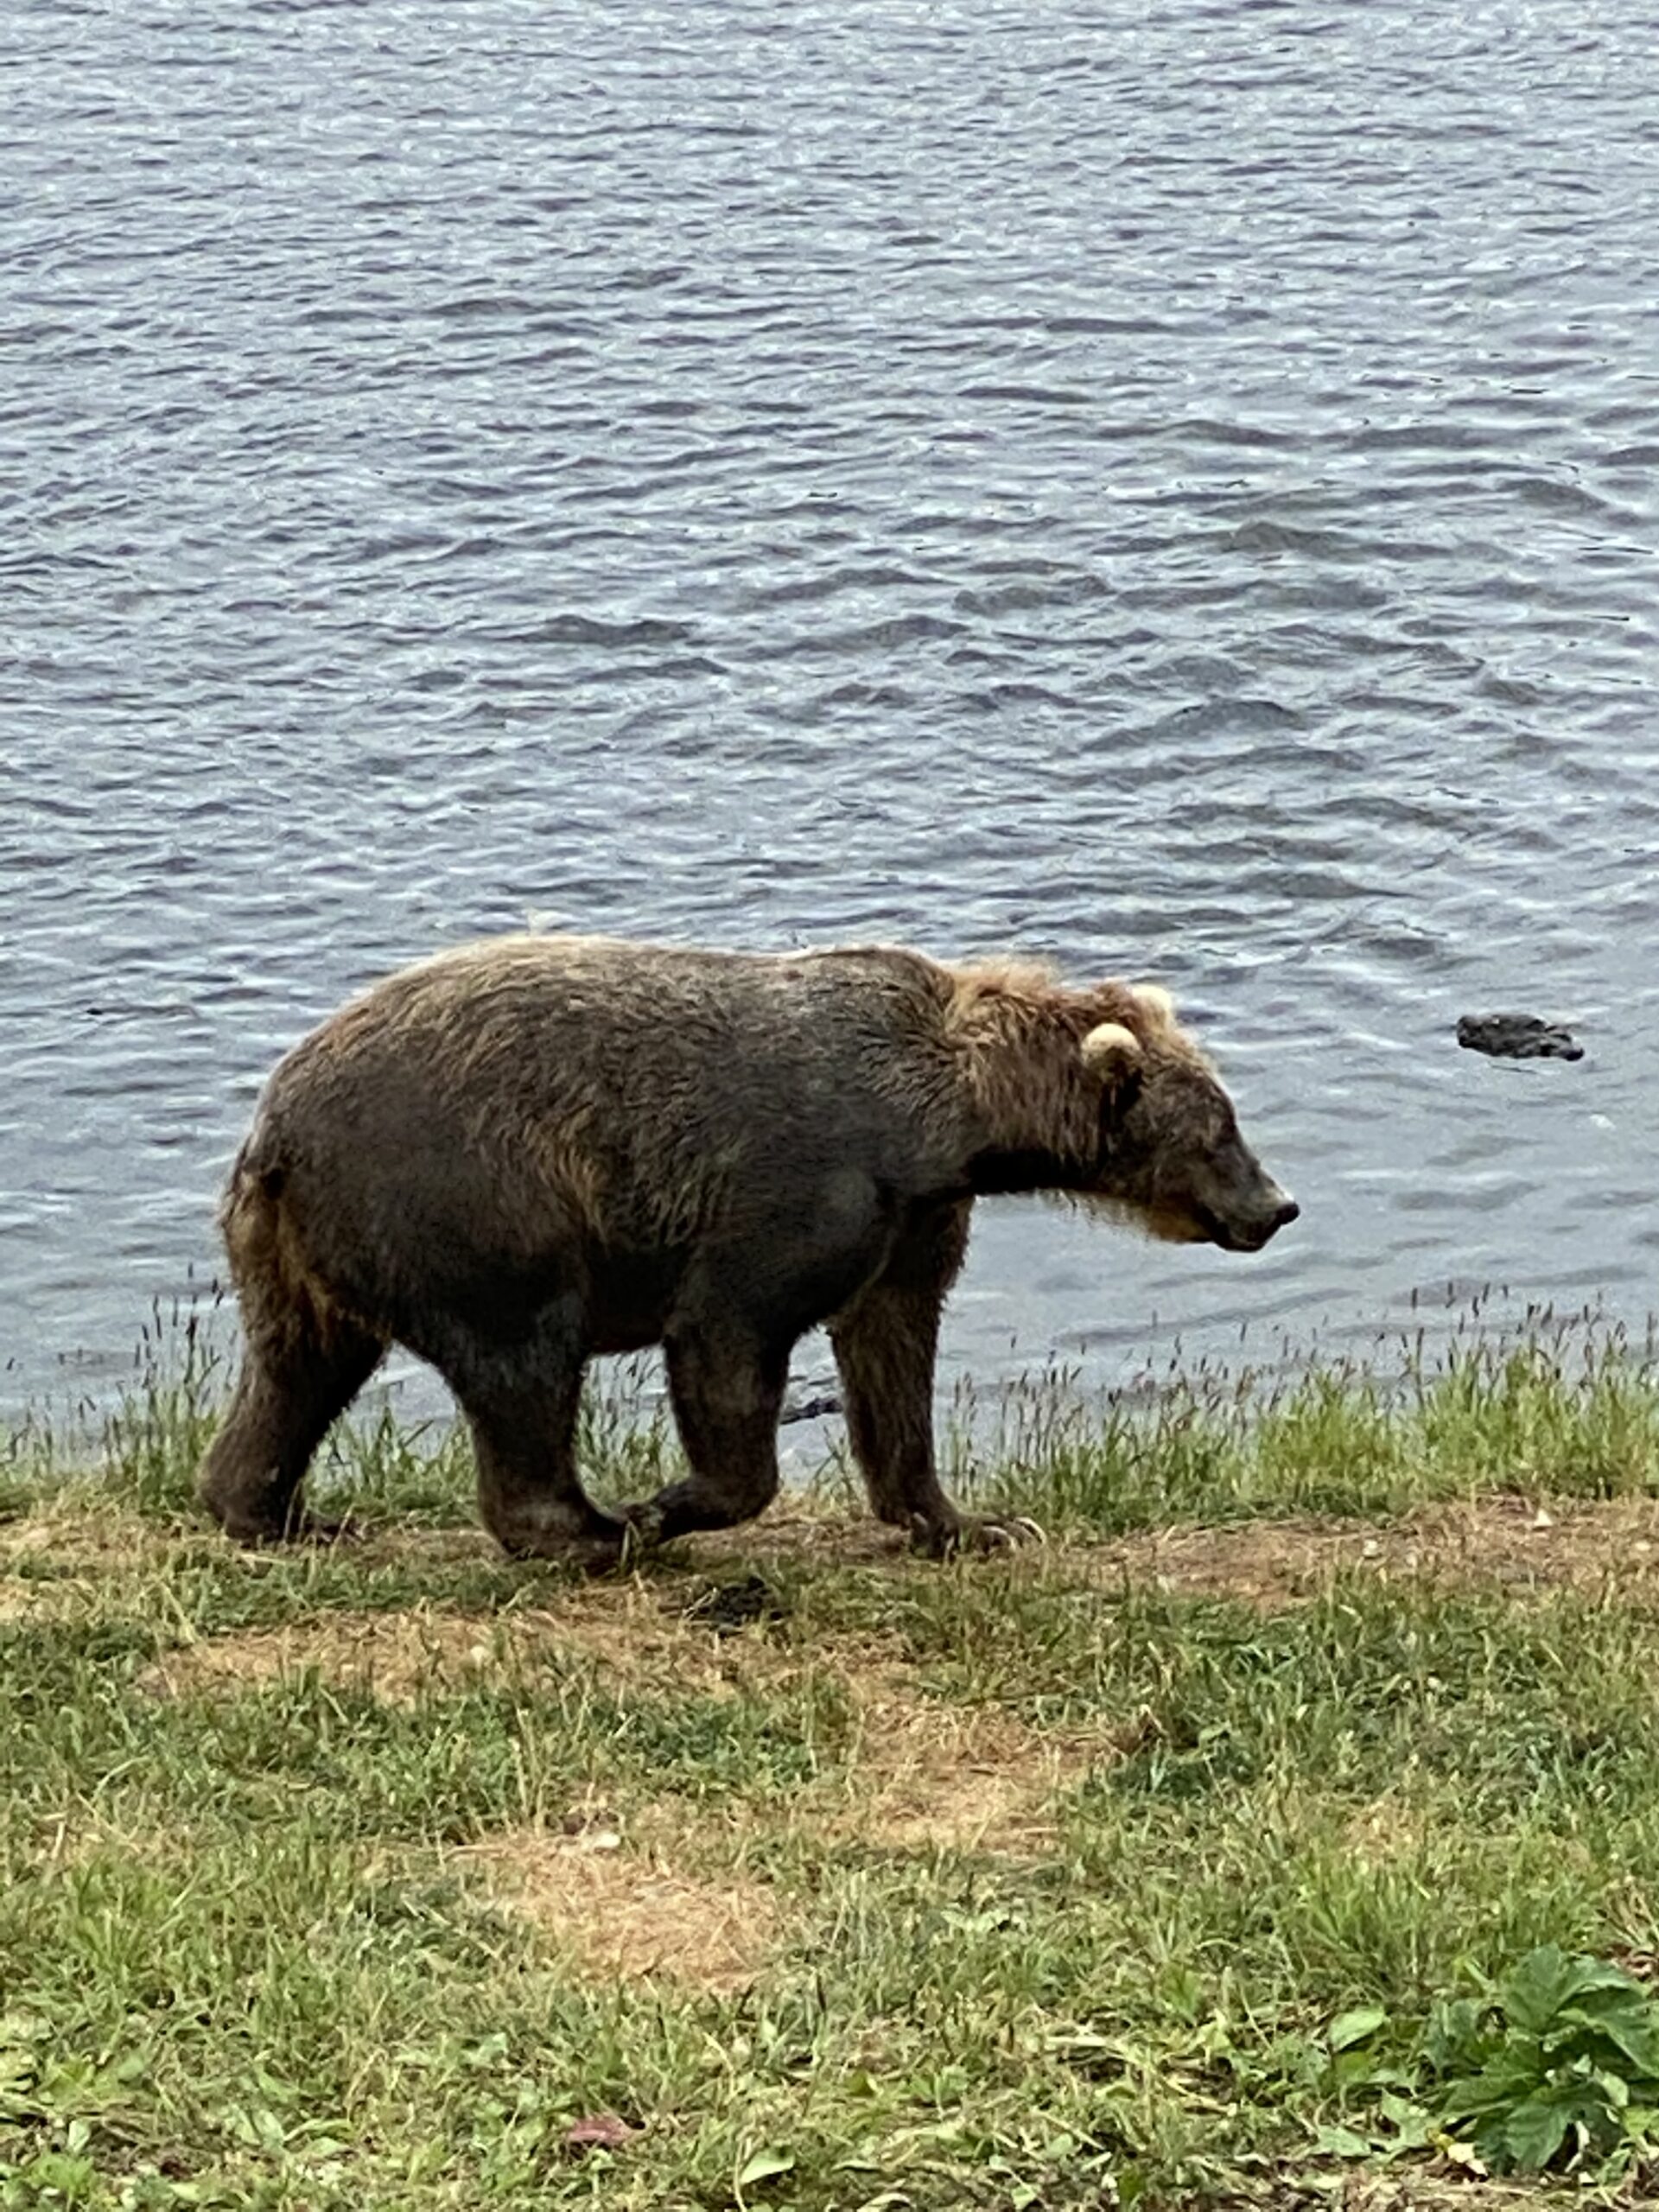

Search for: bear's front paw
xmin=907 ymin=1510 xmax=1046 ymax=1560
xmin=491 ymin=1505 xmax=628 ymax=1573
xmin=290 ymin=1510 xmax=367 ymax=1547
xmin=618 ymin=1499 xmax=669 ymax=1555
xmin=221 ymin=1505 xmax=365 ymax=1548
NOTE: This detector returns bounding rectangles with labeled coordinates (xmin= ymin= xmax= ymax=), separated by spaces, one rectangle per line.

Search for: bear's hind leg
xmin=437 ymin=1316 xmax=625 ymax=1567
xmin=199 ymin=1311 xmax=385 ymax=1543
xmin=625 ymin=1322 xmax=789 ymax=1544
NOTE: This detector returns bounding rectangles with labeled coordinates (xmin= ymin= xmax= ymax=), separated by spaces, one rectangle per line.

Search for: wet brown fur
xmin=199 ymin=935 xmax=1294 ymax=1560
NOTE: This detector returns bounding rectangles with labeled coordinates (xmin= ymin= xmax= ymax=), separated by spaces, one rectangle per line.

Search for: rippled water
xmin=6 ymin=0 xmax=1659 ymax=1422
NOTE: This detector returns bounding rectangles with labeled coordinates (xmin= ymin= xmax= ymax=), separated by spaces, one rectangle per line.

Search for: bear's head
xmin=1080 ymin=990 xmax=1298 ymax=1254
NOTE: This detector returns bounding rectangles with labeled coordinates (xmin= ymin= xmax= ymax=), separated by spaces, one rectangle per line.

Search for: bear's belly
xmin=583 ymin=1246 xmax=688 ymax=1355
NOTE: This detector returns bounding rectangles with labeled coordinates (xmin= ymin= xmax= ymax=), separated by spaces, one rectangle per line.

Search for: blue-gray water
xmin=6 ymin=0 xmax=1659 ymax=1425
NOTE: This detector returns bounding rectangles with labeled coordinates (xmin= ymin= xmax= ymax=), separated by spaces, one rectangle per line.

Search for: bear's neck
xmin=950 ymin=996 xmax=1100 ymax=1185
xmin=965 ymin=1145 xmax=1093 ymax=1198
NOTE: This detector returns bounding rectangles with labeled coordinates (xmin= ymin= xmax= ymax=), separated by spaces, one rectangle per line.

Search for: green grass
xmin=963 ymin=1308 xmax=1659 ymax=1535
xmin=7 ymin=1314 xmax=1659 ymax=2206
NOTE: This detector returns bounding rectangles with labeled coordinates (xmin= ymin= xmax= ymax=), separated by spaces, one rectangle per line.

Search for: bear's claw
xmin=908 ymin=1510 xmax=1047 ymax=1560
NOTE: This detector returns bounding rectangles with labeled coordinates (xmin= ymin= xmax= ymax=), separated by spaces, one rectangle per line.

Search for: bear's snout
xmin=1218 ymin=1185 xmax=1299 ymax=1253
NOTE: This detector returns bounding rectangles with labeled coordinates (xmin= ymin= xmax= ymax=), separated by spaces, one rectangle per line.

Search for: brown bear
xmin=198 ymin=935 xmax=1298 ymax=1562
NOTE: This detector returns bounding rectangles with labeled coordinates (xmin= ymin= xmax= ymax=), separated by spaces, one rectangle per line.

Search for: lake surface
xmin=6 ymin=0 xmax=1659 ymax=1427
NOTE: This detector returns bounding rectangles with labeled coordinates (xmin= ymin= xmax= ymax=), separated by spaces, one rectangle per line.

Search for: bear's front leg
xmin=829 ymin=1198 xmax=1043 ymax=1559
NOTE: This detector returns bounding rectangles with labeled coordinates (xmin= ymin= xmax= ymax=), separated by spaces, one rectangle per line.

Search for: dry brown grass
xmin=815 ymin=1678 xmax=1101 ymax=1854
xmin=17 ymin=1487 xmax=1659 ymax=1635
xmin=535 ymin=1570 xmax=864 ymax=1693
xmin=101 ymin=1493 xmax=1659 ymax=1897
xmin=0 ymin=1496 xmax=213 ymax=1624
xmin=137 ymin=1579 xmax=861 ymax=1705
xmin=460 ymin=1807 xmax=781 ymax=1993
xmin=135 ymin=1598 xmax=1093 ymax=1855
xmin=0 ymin=1494 xmax=187 ymax=1566
xmin=1075 ymin=1494 xmax=1659 ymax=1609
xmin=1342 ymin=2179 xmax=1573 ymax=2210
xmin=137 ymin=1605 xmax=529 ymax=1703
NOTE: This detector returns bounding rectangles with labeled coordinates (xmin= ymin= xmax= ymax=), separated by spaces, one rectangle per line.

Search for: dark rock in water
xmin=1456 ymin=1013 xmax=1584 ymax=1062
xmin=779 ymin=1390 xmax=842 ymax=1427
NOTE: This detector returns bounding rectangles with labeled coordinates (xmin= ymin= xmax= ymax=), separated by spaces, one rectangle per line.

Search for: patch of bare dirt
xmin=0 ymin=1500 xmax=191 ymax=1566
xmin=137 ymin=1578 xmax=876 ymax=1705
xmin=1077 ymin=1495 xmax=1659 ymax=1611
xmin=324 ymin=1505 xmax=904 ymax=1576
xmin=821 ymin=1681 xmax=1102 ymax=1854
xmin=137 ymin=1596 xmax=1098 ymax=1861
xmin=1340 ymin=1794 xmax=1431 ymax=1867
xmin=461 ymin=1811 xmax=779 ymax=1993
xmin=0 ymin=1502 xmax=210 ymax=1623
xmin=1337 ymin=2177 xmax=1583 ymax=2210
xmin=539 ymin=1573 xmax=842 ymax=1693
xmin=353 ymin=1491 xmax=1659 ymax=1608
xmin=138 ymin=1605 xmax=532 ymax=1703
xmin=681 ymin=1503 xmax=909 ymax=1570
xmin=0 ymin=1580 xmax=50 ymax=1624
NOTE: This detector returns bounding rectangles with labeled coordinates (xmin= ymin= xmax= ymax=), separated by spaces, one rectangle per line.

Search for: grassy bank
xmin=8 ymin=1316 xmax=1659 ymax=2207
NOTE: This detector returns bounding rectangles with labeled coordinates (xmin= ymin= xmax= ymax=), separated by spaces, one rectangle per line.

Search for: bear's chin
xmin=1063 ymin=1192 xmax=1210 ymax=1244
xmin=1139 ymin=1203 xmax=1211 ymax=1245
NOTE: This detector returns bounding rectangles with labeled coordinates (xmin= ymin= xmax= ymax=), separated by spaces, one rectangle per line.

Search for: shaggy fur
xmin=198 ymin=936 xmax=1298 ymax=1561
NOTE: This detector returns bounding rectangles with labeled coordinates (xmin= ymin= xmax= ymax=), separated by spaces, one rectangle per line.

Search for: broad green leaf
xmin=1332 ymin=2050 xmax=1415 ymax=2094
xmin=1503 ymin=1947 xmax=1576 ymax=2037
xmin=1438 ymin=2050 xmax=1548 ymax=2122
xmin=1379 ymin=2093 xmax=1436 ymax=2150
xmin=1501 ymin=2093 xmax=1573 ymax=2171
xmin=736 ymin=2145 xmax=797 ymax=2187
xmin=1557 ymin=2003 xmax=1659 ymax=2079
xmin=1589 ymin=2067 xmax=1631 ymax=2113
xmin=1311 ymin=2122 xmax=1375 ymax=2159
xmin=1554 ymin=1958 xmax=1647 ymax=2003
xmin=1424 ymin=1995 xmax=1490 ymax=2069
xmin=1329 ymin=2005 xmax=1388 ymax=2052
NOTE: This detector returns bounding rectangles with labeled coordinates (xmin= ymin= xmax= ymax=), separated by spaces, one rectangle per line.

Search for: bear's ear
xmin=1080 ymin=1021 xmax=1144 ymax=1087
xmin=1133 ymin=982 xmax=1176 ymax=1027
